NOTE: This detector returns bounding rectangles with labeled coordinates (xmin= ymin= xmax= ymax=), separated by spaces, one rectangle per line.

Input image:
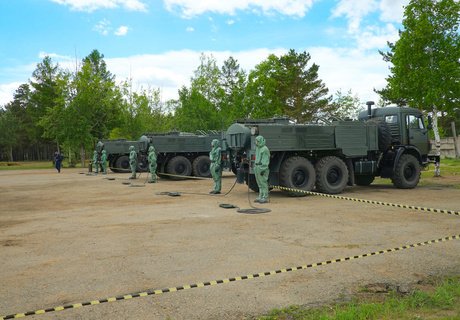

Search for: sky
xmin=0 ymin=0 xmax=409 ymax=107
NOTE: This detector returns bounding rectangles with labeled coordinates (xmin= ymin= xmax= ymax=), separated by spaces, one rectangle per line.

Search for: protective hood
xmin=211 ymin=139 xmax=220 ymax=148
xmin=102 ymin=150 xmax=106 ymax=154
xmin=148 ymin=146 xmax=155 ymax=152
xmin=93 ymin=151 xmax=98 ymax=154
xmin=255 ymin=135 xmax=266 ymax=147
xmin=129 ymin=146 xmax=135 ymax=151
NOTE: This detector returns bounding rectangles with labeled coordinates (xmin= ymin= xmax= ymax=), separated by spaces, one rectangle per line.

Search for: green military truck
xmin=97 ymin=131 xmax=223 ymax=178
xmin=226 ymin=103 xmax=437 ymax=195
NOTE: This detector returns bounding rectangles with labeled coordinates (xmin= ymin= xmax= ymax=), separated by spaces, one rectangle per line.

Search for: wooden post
xmin=452 ymin=122 xmax=460 ymax=158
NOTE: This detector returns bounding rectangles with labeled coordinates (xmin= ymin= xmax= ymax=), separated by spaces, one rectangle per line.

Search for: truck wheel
xmin=166 ymin=156 xmax=192 ymax=179
xmin=109 ymin=159 xmax=120 ymax=173
xmin=137 ymin=158 xmax=149 ymax=172
xmin=231 ymin=163 xmax=238 ymax=175
xmin=392 ymin=154 xmax=420 ymax=189
xmin=115 ymin=155 xmax=130 ymax=173
xmin=245 ymin=174 xmax=259 ymax=192
xmin=192 ymin=155 xmax=211 ymax=177
xmin=368 ymin=119 xmax=391 ymax=151
xmin=355 ymin=175 xmax=375 ymax=186
xmin=315 ymin=156 xmax=349 ymax=194
xmin=279 ymin=156 xmax=315 ymax=197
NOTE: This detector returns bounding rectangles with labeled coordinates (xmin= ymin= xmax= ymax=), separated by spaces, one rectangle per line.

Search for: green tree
xmin=277 ymin=50 xmax=331 ymax=122
xmin=245 ymin=50 xmax=331 ymax=122
xmin=377 ymin=0 xmax=460 ymax=173
xmin=3 ymin=84 xmax=32 ymax=157
xmin=38 ymin=71 xmax=74 ymax=160
xmin=219 ymin=56 xmax=247 ymax=125
xmin=329 ymin=89 xmax=363 ymax=120
xmin=113 ymin=81 xmax=173 ymax=139
xmin=173 ymin=54 xmax=223 ymax=131
xmin=68 ymin=50 xmax=124 ymax=166
xmin=29 ymin=56 xmax=62 ymax=157
xmin=174 ymin=86 xmax=220 ymax=131
xmin=0 ymin=108 xmax=20 ymax=161
xmin=245 ymin=54 xmax=284 ymax=118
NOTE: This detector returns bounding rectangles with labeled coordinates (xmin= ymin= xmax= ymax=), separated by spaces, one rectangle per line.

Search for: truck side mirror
xmin=427 ymin=115 xmax=433 ymax=130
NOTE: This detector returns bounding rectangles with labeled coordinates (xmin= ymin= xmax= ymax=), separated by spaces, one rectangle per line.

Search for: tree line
xmin=0 ymin=0 xmax=458 ymax=165
xmin=0 ymin=49 xmax=360 ymax=164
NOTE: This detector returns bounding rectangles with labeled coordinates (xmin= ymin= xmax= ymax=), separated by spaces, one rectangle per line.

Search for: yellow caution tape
xmin=2 ymin=234 xmax=459 ymax=319
xmin=272 ymin=185 xmax=460 ymax=216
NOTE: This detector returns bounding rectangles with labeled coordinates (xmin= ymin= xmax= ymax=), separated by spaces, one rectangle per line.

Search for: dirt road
xmin=1 ymin=168 xmax=459 ymax=319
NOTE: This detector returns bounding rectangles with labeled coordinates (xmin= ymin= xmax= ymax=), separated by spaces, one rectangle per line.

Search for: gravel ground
xmin=0 ymin=168 xmax=459 ymax=319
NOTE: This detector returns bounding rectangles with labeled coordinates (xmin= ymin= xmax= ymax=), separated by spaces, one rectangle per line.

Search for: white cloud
xmin=93 ymin=19 xmax=111 ymax=35
xmin=331 ymin=0 xmax=379 ymax=33
xmin=379 ymin=0 xmax=408 ymax=23
xmin=38 ymin=51 xmax=74 ymax=61
xmin=0 ymin=48 xmax=388 ymax=108
xmin=104 ymin=47 xmax=385 ymax=105
xmin=226 ymin=19 xmax=235 ymax=25
xmin=104 ymin=49 xmax=287 ymax=102
xmin=331 ymin=0 xmax=404 ymax=50
xmin=50 ymin=0 xmax=147 ymax=12
xmin=354 ymin=23 xmax=399 ymax=50
xmin=186 ymin=26 xmax=195 ymax=32
xmin=163 ymin=0 xmax=316 ymax=18
xmin=114 ymin=25 xmax=129 ymax=36
xmin=0 ymin=82 xmax=23 ymax=107
xmin=309 ymin=47 xmax=387 ymax=103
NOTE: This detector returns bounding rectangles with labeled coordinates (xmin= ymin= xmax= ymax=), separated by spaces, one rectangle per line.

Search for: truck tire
xmin=231 ymin=163 xmax=238 ymax=175
xmin=137 ymin=158 xmax=149 ymax=172
xmin=109 ymin=159 xmax=120 ymax=173
xmin=279 ymin=156 xmax=315 ymax=197
xmin=166 ymin=156 xmax=192 ymax=179
xmin=315 ymin=156 xmax=349 ymax=194
xmin=245 ymin=173 xmax=259 ymax=192
xmin=368 ymin=119 xmax=391 ymax=151
xmin=115 ymin=155 xmax=130 ymax=173
xmin=392 ymin=154 xmax=420 ymax=189
xmin=192 ymin=155 xmax=211 ymax=177
xmin=355 ymin=175 xmax=375 ymax=186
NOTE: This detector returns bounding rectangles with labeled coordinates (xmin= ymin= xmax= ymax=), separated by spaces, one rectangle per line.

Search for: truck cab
xmin=358 ymin=106 xmax=432 ymax=164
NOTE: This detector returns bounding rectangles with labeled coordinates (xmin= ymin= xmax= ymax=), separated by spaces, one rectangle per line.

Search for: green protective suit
xmin=100 ymin=150 xmax=107 ymax=174
xmin=254 ymin=135 xmax=270 ymax=203
xmin=92 ymin=150 xmax=99 ymax=174
xmin=148 ymin=145 xmax=157 ymax=183
xmin=129 ymin=145 xmax=137 ymax=179
xmin=209 ymin=139 xmax=222 ymax=194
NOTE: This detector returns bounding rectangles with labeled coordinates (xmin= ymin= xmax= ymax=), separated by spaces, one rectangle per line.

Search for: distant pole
xmin=452 ymin=121 xmax=460 ymax=158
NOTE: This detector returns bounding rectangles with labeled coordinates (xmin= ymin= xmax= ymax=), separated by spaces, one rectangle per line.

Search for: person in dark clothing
xmin=54 ymin=151 xmax=63 ymax=173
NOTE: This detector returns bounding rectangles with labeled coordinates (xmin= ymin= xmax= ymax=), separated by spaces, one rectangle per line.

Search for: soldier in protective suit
xmin=129 ymin=145 xmax=137 ymax=179
xmin=209 ymin=139 xmax=222 ymax=194
xmin=100 ymin=150 xmax=107 ymax=174
xmin=92 ymin=150 xmax=99 ymax=174
xmin=254 ymin=135 xmax=270 ymax=203
xmin=148 ymin=145 xmax=157 ymax=183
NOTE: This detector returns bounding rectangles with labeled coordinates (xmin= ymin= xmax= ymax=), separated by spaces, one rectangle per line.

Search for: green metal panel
xmin=258 ymin=124 xmax=336 ymax=151
xmin=335 ymin=122 xmax=378 ymax=156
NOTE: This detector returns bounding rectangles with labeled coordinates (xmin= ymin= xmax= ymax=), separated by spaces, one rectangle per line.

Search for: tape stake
xmin=2 ymin=234 xmax=459 ymax=319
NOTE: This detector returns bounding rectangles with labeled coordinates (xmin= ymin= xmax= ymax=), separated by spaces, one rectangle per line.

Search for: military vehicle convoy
xmin=225 ymin=103 xmax=436 ymax=195
xmin=97 ymin=131 xmax=222 ymax=177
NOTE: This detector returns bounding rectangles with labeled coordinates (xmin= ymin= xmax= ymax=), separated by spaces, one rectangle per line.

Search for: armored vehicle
xmin=226 ymin=103 xmax=436 ymax=195
xmin=97 ymin=131 xmax=223 ymax=178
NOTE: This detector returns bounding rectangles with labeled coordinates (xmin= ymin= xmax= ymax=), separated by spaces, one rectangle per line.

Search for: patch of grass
xmin=257 ymin=276 xmax=460 ymax=320
xmin=423 ymin=158 xmax=460 ymax=177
